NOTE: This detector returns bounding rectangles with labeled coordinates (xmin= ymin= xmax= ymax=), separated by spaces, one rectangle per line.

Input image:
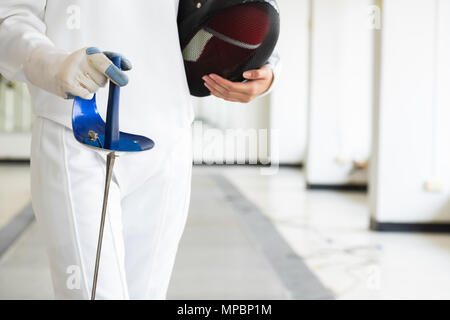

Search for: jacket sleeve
xmin=260 ymin=47 xmax=281 ymax=97
xmin=0 ymin=0 xmax=54 ymax=81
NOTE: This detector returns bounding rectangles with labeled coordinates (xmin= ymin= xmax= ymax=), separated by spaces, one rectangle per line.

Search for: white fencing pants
xmin=30 ymin=117 xmax=192 ymax=299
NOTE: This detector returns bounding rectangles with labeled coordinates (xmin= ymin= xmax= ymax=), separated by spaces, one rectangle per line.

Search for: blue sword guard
xmin=72 ymin=56 xmax=154 ymax=152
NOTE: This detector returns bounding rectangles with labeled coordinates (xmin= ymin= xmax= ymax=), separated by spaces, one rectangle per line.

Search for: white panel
xmin=270 ymin=0 xmax=310 ymax=164
xmin=371 ymin=0 xmax=450 ymax=223
xmin=306 ymin=0 xmax=373 ymax=185
xmin=0 ymin=77 xmax=32 ymax=160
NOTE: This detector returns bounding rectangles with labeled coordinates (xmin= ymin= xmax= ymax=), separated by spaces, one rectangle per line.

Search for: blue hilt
xmin=72 ymin=55 xmax=154 ymax=153
xmin=104 ymin=56 xmax=121 ymax=150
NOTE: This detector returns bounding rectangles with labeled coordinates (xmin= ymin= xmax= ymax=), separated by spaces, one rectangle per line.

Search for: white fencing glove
xmin=24 ymin=46 xmax=132 ymax=100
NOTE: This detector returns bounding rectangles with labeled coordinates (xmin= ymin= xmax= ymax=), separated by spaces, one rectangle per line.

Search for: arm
xmin=0 ymin=2 xmax=131 ymax=99
xmin=202 ymin=48 xmax=281 ymax=103
xmin=0 ymin=0 xmax=53 ymax=81
xmin=263 ymin=48 xmax=281 ymax=96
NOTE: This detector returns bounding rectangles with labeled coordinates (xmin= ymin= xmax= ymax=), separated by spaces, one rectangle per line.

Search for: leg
xmin=30 ymin=117 xmax=129 ymax=299
xmin=121 ymin=132 xmax=193 ymax=299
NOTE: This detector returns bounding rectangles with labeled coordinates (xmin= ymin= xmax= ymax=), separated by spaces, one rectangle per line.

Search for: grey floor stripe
xmin=0 ymin=204 xmax=35 ymax=257
xmin=212 ymin=174 xmax=334 ymax=300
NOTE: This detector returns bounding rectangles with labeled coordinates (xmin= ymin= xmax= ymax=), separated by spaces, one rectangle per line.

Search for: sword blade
xmin=91 ymin=152 xmax=116 ymax=300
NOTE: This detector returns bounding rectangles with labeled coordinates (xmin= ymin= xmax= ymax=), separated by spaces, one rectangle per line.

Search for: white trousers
xmin=30 ymin=117 xmax=192 ymax=299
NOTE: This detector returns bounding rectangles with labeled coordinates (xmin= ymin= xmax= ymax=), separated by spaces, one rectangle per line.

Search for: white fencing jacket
xmin=0 ymin=0 xmax=280 ymax=151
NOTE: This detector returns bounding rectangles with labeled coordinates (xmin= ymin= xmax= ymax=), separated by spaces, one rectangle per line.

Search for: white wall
xmin=306 ymin=0 xmax=373 ymax=185
xmin=270 ymin=0 xmax=310 ymax=165
xmin=194 ymin=95 xmax=270 ymax=131
xmin=370 ymin=0 xmax=450 ymax=223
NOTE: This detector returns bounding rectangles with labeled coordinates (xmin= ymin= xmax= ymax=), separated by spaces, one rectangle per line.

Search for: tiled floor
xmin=1 ymin=164 xmax=450 ymax=299
xmin=0 ymin=223 xmax=53 ymax=299
xmin=168 ymin=173 xmax=292 ymax=299
xmin=217 ymin=166 xmax=450 ymax=300
xmin=0 ymin=164 xmax=30 ymax=228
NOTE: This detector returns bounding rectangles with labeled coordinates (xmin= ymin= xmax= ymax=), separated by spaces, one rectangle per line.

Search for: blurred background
xmin=1 ymin=0 xmax=450 ymax=300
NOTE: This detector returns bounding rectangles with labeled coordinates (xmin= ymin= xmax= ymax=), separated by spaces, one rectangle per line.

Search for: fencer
xmin=0 ymin=0 xmax=280 ymax=299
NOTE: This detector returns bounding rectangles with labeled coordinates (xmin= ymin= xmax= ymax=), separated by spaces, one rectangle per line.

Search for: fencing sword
xmin=72 ymin=55 xmax=154 ymax=300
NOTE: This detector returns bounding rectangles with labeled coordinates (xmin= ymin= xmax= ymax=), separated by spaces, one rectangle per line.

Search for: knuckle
xmin=91 ymin=85 xmax=100 ymax=93
xmin=100 ymin=77 xmax=108 ymax=87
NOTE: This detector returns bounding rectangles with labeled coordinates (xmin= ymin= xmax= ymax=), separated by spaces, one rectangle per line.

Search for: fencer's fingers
xmin=207 ymin=73 xmax=261 ymax=100
xmin=84 ymin=66 xmax=108 ymax=87
xmin=204 ymin=82 xmax=239 ymax=102
xmin=67 ymin=84 xmax=94 ymax=100
xmin=204 ymin=74 xmax=247 ymax=95
xmin=208 ymin=74 xmax=248 ymax=93
xmin=203 ymin=76 xmax=250 ymax=101
xmin=243 ymin=66 xmax=272 ymax=80
xmin=103 ymin=51 xmax=133 ymax=71
xmin=204 ymin=81 xmax=251 ymax=103
xmin=203 ymin=76 xmax=229 ymax=95
xmin=77 ymin=73 xmax=101 ymax=93
xmin=86 ymin=47 xmax=129 ymax=86
xmin=203 ymin=81 xmax=226 ymax=99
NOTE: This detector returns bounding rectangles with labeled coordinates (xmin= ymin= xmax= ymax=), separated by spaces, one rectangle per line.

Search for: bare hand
xmin=202 ymin=65 xmax=274 ymax=103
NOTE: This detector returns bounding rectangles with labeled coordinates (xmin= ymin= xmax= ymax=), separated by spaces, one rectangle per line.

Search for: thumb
xmin=243 ymin=68 xmax=270 ymax=80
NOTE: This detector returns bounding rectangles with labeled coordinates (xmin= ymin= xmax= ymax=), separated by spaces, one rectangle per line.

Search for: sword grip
xmin=104 ymin=57 xmax=121 ymax=150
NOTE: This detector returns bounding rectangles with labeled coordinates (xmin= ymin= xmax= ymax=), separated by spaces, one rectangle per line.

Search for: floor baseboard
xmin=370 ymin=218 xmax=450 ymax=233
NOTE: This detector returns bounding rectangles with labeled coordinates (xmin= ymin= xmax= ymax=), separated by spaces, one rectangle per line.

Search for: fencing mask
xmin=178 ymin=0 xmax=280 ymax=97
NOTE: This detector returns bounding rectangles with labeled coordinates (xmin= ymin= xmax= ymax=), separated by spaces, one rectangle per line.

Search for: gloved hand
xmin=24 ymin=46 xmax=132 ymax=100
